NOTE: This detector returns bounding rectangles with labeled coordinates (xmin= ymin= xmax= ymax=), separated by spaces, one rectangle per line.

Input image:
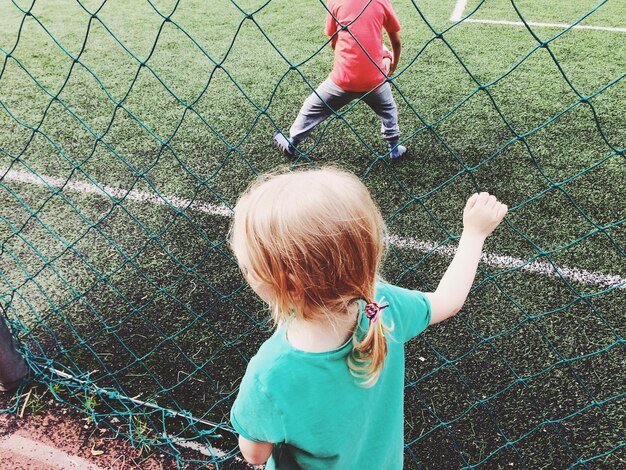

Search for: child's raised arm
xmin=424 ymin=192 xmax=508 ymax=325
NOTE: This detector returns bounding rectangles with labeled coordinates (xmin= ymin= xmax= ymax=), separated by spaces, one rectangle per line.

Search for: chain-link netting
xmin=1 ymin=0 xmax=624 ymax=468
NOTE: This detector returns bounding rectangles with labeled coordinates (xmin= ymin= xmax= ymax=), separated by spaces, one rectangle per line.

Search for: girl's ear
xmin=286 ymin=273 xmax=304 ymax=300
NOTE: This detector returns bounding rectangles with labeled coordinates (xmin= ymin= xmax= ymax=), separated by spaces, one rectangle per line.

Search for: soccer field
xmin=0 ymin=0 xmax=624 ymax=468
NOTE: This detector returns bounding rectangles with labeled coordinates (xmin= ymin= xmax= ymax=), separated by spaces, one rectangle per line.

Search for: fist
xmin=462 ymin=192 xmax=508 ymax=238
xmin=383 ymin=57 xmax=392 ymax=75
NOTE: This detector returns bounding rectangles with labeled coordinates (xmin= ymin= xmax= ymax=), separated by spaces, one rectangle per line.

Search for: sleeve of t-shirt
xmin=378 ymin=282 xmax=431 ymax=343
xmin=382 ymin=0 xmax=401 ymax=33
xmin=230 ymin=365 xmax=283 ymax=443
xmin=324 ymin=1 xmax=338 ymax=37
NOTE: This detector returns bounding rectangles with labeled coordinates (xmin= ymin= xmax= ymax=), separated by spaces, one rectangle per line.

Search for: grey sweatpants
xmin=289 ymin=78 xmax=400 ymax=146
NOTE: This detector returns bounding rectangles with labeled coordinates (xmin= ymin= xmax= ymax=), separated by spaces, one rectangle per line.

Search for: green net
xmin=0 ymin=0 xmax=624 ymax=467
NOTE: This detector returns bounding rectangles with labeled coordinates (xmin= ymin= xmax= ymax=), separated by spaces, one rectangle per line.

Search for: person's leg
xmin=362 ymin=83 xmax=405 ymax=159
xmin=0 ymin=315 xmax=29 ymax=392
xmin=274 ymin=79 xmax=355 ymax=157
xmin=290 ymin=78 xmax=357 ymax=144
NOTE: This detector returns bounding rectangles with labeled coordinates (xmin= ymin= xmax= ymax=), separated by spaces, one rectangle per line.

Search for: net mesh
xmin=0 ymin=0 xmax=624 ymax=468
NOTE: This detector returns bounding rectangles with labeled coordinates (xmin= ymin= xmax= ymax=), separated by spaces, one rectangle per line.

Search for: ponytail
xmin=348 ymin=298 xmax=393 ymax=387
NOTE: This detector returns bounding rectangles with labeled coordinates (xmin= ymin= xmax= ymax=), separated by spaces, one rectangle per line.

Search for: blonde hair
xmin=230 ymin=166 xmax=391 ymax=386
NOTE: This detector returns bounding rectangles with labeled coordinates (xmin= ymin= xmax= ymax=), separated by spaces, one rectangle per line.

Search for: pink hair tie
xmin=364 ymin=298 xmax=389 ymax=323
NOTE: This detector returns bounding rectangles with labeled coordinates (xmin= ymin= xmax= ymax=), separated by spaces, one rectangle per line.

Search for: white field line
xmin=1 ymin=167 xmax=232 ymax=217
xmin=162 ymin=434 xmax=247 ymax=464
xmin=387 ymin=235 xmax=626 ymax=290
xmin=450 ymin=0 xmax=469 ymax=22
xmin=463 ymin=18 xmax=626 ymax=33
xmin=163 ymin=434 xmax=228 ymax=459
xmin=449 ymin=0 xmax=626 ymax=33
xmin=2 ymin=168 xmax=625 ymax=290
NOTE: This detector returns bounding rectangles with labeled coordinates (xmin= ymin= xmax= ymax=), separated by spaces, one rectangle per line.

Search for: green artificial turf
xmin=0 ymin=0 xmax=624 ymax=468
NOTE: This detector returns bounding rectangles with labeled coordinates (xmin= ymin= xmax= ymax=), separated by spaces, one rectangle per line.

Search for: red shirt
xmin=325 ymin=0 xmax=401 ymax=92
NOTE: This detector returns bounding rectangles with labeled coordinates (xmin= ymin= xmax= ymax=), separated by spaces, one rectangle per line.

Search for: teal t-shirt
xmin=230 ymin=282 xmax=431 ymax=469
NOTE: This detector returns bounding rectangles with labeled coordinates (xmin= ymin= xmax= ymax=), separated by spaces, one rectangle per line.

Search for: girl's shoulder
xmin=375 ymin=280 xmax=422 ymax=301
xmin=375 ymin=281 xmax=432 ymax=343
xmin=245 ymin=329 xmax=294 ymax=381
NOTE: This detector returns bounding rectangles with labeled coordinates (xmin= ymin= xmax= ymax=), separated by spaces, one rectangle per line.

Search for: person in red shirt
xmin=274 ymin=0 xmax=406 ymax=160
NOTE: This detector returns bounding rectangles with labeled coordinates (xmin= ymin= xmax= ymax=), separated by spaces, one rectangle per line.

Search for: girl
xmin=230 ymin=167 xmax=507 ymax=468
